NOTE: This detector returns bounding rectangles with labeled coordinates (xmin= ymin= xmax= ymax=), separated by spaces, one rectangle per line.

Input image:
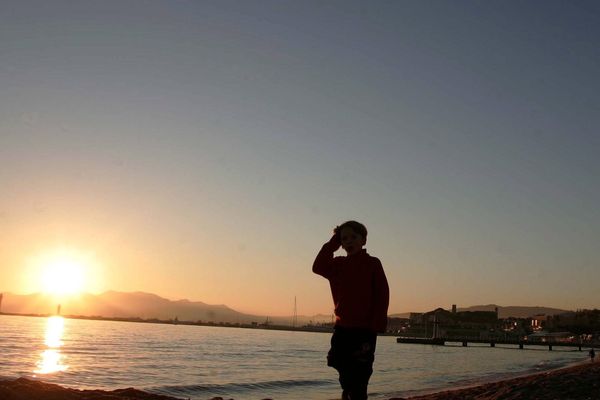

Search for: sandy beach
xmin=1 ymin=361 xmax=599 ymax=400
xmin=397 ymin=360 xmax=600 ymax=400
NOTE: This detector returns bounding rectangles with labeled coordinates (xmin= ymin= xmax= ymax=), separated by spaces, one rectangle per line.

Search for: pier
xmin=396 ymin=337 xmax=598 ymax=351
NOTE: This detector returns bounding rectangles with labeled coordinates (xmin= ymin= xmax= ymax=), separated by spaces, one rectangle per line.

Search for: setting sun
xmin=38 ymin=251 xmax=87 ymax=296
xmin=22 ymin=248 xmax=104 ymax=297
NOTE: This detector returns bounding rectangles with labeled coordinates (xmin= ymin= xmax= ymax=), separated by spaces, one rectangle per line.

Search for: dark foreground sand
xmin=1 ymin=362 xmax=599 ymax=400
xmin=395 ymin=361 xmax=600 ymax=400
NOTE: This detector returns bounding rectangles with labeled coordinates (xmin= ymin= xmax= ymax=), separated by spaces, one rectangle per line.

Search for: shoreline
xmin=397 ymin=356 xmax=589 ymax=399
xmin=1 ymin=361 xmax=599 ymax=400
xmin=399 ymin=359 xmax=599 ymax=400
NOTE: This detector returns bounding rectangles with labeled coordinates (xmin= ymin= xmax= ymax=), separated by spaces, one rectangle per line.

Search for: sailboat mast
xmin=293 ymin=296 xmax=297 ymax=328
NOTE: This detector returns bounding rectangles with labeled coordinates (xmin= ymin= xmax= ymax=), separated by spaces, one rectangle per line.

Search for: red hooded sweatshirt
xmin=313 ymin=241 xmax=390 ymax=333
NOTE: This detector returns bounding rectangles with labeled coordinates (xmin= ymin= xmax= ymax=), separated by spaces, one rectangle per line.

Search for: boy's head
xmin=334 ymin=220 xmax=367 ymax=256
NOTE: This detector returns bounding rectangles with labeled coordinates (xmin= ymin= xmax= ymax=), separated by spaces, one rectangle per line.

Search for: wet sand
xmin=396 ymin=360 xmax=600 ymax=400
xmin=1 ymin=361 xmax=599 ymax=400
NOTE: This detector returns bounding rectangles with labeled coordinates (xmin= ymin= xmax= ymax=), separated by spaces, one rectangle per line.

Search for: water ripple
xmin=150 ymin=378 xmax=334 ymax=397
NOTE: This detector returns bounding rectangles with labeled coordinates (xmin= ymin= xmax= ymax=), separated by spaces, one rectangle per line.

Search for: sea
xmin=0 ymin=314 xmax=587 ymax=399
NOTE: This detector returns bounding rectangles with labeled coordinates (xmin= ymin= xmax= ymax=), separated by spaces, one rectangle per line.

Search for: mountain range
xmin=0 ymin=291 xmax=571 ymax=325
xmin=0 ymin=291 xmax=332 ymax=326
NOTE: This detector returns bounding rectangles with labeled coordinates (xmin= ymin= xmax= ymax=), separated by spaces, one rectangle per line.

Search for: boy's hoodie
xmin=313 ymin=241 xmax=389 ymax=333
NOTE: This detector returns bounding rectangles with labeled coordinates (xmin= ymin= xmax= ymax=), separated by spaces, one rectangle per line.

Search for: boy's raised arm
xmin=312 ymin=235 xmax=341 ymax=279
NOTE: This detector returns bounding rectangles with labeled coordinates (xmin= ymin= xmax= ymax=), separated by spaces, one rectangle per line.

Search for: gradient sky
xmin=1 ymin=1 xmax=599 ymax=316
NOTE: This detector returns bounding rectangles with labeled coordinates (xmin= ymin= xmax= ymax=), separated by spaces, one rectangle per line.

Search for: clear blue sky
xmin=1 ymin=1 xmax=599 ymax=315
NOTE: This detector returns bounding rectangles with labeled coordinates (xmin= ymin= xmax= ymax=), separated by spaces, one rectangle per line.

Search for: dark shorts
xmin=327 ymin=326 xmax=377 ymax=400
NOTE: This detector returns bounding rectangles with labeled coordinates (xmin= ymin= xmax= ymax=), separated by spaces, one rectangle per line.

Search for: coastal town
xmin=388 ymin=305 xmax=600 ymax=344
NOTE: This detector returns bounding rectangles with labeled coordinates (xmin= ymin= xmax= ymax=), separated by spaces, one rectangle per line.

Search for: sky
xmin=1 ymin=0 xmax=599 ymax=317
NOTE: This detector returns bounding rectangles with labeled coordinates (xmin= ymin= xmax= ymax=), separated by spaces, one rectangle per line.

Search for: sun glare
xmin=34 ymin=316 xmax=68 ymax=374
xmin=39 ymin=251 xmax=87 ymax=296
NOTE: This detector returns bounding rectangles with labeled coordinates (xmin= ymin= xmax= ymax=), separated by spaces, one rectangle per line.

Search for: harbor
xmin=396 ymin=305 xmax=600 ymax=351
xmin=396 ymin=336 xmax=598 ymax=351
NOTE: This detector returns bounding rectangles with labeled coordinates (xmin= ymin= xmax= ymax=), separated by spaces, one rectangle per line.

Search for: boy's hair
xmin=334 ymin=220 xmax=368 ymax=241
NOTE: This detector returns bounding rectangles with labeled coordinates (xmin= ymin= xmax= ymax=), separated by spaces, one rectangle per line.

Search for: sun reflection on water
xmin=34 ymin=316 xmax=68 ymax=374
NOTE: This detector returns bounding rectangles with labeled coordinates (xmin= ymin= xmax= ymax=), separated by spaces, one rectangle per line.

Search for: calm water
xmin=0 ymin=315 xmax=586 ymax=399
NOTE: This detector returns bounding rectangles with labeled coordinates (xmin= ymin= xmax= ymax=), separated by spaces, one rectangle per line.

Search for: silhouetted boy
xmin=313 ymin=221 xmax=390 ymax=400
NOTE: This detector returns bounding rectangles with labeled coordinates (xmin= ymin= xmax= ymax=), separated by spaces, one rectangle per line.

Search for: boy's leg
xmin=348 ymin=333 xmax=377 ymax=400
xmin=329 ymin=328 xmax=352 ymax=398
xmin=328 ymin=328 xmax=376 ymax=400
xmin=342 ymin=361 xmax=372 ymax=400
xmin=338 ymin=371 xmax=351 ymax=399
xmin=338 ymin=332 xmax=376 ymax=400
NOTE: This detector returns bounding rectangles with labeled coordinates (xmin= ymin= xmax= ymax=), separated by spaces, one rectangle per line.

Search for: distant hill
xmin=457 ymin=304 xmax=571 ymax=318
xmin=388 ymin=312 xmax=411 ymax=319
xmin=391 ymin=305 xmax=571 ymax=319
xmin=0 ymin=291 xmax=332 ymax=326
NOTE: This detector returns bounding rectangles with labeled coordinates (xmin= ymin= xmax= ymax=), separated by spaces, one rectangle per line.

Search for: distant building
xmin=405 ymin=307 xmax=499 ymax=338
xmin=527 ymin=331 xmax=574 ymax=343
xmin=387 ymin=317 xmax=410 ymax=333
xmin=409 ymin=312 xmax=423 ymax=323
xmin=546 ymin=309 xmax=600 ymax=334
xmin=531 ymin=314 xmax=548 ymax=331
xmin=501 ymin=317 xmax=528 ymax=335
